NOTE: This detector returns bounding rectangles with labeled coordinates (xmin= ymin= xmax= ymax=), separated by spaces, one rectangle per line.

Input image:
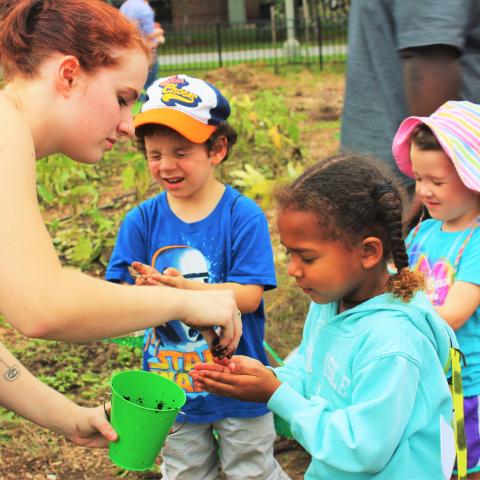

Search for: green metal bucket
xmin=108 ymin=370 xmax=186 ymax=471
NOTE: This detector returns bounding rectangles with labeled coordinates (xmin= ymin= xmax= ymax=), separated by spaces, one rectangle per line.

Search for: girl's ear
xmin=360 ymin=236 xmax=384 ymax=270
xmin=209 ymin=135 xmax=228 ymax=165
xmin=56 ymin=55 xmax=81 ymax=96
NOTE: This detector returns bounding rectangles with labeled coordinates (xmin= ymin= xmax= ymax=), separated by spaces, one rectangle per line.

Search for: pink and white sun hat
xmin=392 ymin=100 xmax=480 ymax=192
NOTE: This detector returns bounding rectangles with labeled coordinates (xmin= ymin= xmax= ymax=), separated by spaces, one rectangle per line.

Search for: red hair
xmin=0 ymin=0 xmax=150 ymax=81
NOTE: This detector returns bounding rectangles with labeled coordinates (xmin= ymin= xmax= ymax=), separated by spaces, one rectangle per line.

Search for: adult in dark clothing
xmin=341 ymin=0 xmax=480 ymax=187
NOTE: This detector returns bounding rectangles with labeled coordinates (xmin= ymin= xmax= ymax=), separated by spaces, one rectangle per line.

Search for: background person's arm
xmin=400 ymin=43 xmax=462 ymax=225
xmin=0 ymin=342 xmax=116 ymax=448
xmin=148 ymin=24 xmax=165 ymax=47
xmin=400 ymin=44 xmax=461 ymax=116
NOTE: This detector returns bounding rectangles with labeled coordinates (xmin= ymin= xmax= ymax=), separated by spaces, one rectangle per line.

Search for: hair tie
xmin=371 ymin=181 xmax=393 ymax=200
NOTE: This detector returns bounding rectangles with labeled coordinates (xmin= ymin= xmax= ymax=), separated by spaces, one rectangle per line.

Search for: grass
xmin=148 ymin=60 xmax=346 ymax=82
xmin=157 ymin=54 xmax=346 ymax=75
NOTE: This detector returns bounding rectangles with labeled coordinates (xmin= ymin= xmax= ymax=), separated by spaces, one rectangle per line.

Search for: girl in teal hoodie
xmin=191 ymin=154 xmax=458 ymax=479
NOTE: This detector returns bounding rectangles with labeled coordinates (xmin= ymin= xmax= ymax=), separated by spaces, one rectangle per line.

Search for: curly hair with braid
xmin=275 ymin=154 xmax=424 ymax=302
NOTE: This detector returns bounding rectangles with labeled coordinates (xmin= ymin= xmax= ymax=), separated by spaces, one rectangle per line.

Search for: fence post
xmin=302 ymin=0 xmax=311 ymax=68
xmin=270 ymin=5 xmax=279 ymax=74
xmin=315 ymin=14 xmax=323 ymax=70
xmin=216 ymin=22 xmax=223 ymax=68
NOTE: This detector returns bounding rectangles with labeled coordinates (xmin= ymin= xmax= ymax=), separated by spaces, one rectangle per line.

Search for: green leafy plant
xmin=230 ymin=161 xmax=304 ymax=208
xmin=220 ymin=89 xmax=307 ymax=206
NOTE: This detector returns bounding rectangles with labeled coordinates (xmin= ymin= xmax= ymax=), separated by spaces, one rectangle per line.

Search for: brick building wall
xmin=171 ymin=0 xmax=228 ymax=25
xmin=171 ymin=0 xmax=261 ymax=25
xmin=246 ymin=0 xmax=261 ymax=20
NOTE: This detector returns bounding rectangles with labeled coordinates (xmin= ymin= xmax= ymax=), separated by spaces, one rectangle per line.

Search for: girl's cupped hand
xmin=190 ymin=355 xmax=281 ymax=403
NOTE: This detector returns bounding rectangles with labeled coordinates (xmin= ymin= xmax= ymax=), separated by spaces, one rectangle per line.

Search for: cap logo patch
xmin=159 ymin=76 xmax=202 ymax=108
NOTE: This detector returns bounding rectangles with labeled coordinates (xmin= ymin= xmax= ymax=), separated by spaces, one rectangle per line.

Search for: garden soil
xmin=0 ymin=65 xmax=344 ymax=480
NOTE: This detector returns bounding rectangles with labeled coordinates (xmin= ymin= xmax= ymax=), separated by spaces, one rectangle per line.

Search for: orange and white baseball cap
xmin=134 ymin=74 xmax=231 ymax=144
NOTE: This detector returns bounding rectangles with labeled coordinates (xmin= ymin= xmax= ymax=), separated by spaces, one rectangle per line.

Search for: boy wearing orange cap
xmin=106 ymin=75 xmax=289 ymax=479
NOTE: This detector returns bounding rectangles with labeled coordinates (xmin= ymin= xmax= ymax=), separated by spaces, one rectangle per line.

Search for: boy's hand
xmin=66 ymin=404 xmax=117 ymax=448
xmin=190 ymin=355 xmax=281 ymax=403
xmin=129 ymin=263 xmax=188 ymax=289
xmin=149 ymin=267 xmax=188 ymax=289
xmin=129 ymin=262 xmax=160 ymax=285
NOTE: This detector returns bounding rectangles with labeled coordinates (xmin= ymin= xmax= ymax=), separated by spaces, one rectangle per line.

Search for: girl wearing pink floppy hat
xmin=393 ymin=100 xmax=480 ymax=479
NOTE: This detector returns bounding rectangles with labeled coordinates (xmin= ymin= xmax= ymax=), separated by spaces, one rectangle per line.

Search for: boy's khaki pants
xmin=160 ymin=412 xmax=291 ymax=480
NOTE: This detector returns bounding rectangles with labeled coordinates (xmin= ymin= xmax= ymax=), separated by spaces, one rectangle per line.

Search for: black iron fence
xmin=157 ymin=10 xmax=348 ymax=72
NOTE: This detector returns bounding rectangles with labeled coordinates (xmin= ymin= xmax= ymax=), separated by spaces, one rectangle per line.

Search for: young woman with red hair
xmin=0 ymin=0 xmax=240 ymax=446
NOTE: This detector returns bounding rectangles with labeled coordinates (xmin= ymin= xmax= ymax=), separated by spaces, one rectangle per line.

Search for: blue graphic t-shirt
xmin=106 ymin=185 xmax=276 ymax=422
xmin=407 ymin=219 xmax=480 ymax=396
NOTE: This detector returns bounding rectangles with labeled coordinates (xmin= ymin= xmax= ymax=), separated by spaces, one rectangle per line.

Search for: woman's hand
xmin=128 ymin=261 xmax=161 ymax=286
xmin=65 ymin=404 xmax=117 ymax=448
xmin=182 ymin=290 xmax=241 ymax=358
xmin=190 ymin=355 xmax=281 ymax=403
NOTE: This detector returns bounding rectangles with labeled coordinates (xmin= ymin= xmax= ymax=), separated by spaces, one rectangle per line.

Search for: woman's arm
xmin=130 ymin=264 xmax=264 ymax=313
xmin=0 ymin=97 xmax=240 ymax=353
xmin=151 ymin=276 xmax=263 ymax=314
xmin=0 ymin=342 xmax=116 ymax=448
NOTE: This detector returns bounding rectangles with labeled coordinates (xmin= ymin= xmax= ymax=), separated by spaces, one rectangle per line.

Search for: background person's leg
xmin=139 ymin=57 xmax=159 ymax=102
xmin=145 ymin=58 xmax=159 ymax=91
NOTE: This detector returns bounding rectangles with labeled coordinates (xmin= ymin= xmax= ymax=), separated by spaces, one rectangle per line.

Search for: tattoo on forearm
xmin=0 ymin=357 xmax=20 ymax=381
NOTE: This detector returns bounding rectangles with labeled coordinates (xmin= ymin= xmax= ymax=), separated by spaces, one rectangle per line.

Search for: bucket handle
xmin=170 ymin=411 xmax=187 ymax=435
xmin=104 ymin=387 xmax=112 ymax=421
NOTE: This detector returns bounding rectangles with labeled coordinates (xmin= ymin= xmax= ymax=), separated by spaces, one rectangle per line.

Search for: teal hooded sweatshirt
xmin=268 ymin=292 xmax=457 ymax=479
